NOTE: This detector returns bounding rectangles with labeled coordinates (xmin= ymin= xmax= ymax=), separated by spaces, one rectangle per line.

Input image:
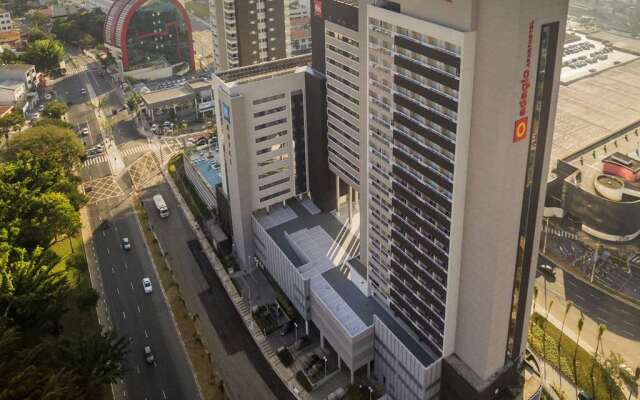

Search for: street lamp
xmin=293 ymin=322 xmax=298 ymax=342
xmin=359 ymin=385 xmax=373 ymax=400
xmin=322 ymin=356 xmax=327 ymax=378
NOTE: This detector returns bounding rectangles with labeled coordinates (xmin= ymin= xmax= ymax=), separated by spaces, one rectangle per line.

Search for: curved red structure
xmin=104 ymin=0 xmax=195 ymax=72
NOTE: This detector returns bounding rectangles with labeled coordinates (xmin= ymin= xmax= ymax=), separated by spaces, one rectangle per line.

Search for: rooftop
xmin=255 ymin=198 xmax=438 ymax=367
xmin=215 ymin=54 xmax=311 ymax=85
xmin=187 ymin=147 xmax=221 ymax=188
xmin=141 ymin=85 xmax=195 ymax=106
xmin=0 ymin=64 xmax=34 ymax=73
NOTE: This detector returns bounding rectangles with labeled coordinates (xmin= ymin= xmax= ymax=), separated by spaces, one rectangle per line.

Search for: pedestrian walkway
xmin=163 ymin=170 xmax=308 ymax=400
xmin=83 ymin=154 xmax=108 ymax=166
xmin=120 ymin=143 xmax=150 ymax=158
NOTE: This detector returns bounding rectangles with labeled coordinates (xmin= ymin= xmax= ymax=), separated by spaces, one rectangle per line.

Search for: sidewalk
xmin=540 ymin=358 xmax=579 ymax=400
xmin=162 ymin=171 xmax=308 ymax=399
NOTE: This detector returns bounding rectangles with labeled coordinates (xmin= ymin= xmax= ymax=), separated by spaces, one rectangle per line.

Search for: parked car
xmin=538 ymin=264 xmax=555 ymax=276
xmin=32 ymin=112 xmax=41 ymax=120
xmin=143 ymin=345 xmax=155 ymax=365
xmin=142 ymin=277 xmax=153 ymax=294
xmin=121 ymin=237 xmax=131 ymax=250
xmin=38 ymin=104 xmax=45 ymax=112
xmin=80 ymin=88 xmax=87 ymax=95
xmin=81 ymin=127 xmax=89 ymax=136
xmin=44 ymin=93 xmax=53 ymax=101
xmin=578 ymin=391 xmax=592 ymax=400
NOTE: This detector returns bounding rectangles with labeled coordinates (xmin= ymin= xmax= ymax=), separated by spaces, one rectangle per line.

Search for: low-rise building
xmin=0 ymin=64 xmax=38 ymax=91
xmin=140 ymin=79 xmax=214 ymax=123
xmin=0 ymin=80 xmax=26 ymax=105
xmin=0 ymin=8 xmax=13 ymax=32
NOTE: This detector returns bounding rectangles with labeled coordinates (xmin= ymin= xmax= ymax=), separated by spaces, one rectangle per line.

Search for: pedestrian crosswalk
xmin=121 ymin=143 xmax=150 ymax=157
xmin=83 ymin=154 xmax=107 ymax=166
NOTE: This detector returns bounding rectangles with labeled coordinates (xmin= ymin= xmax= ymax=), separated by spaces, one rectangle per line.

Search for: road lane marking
xmin=575 ymin=294 xmax=585 ymax=301
xmin=144 ymin=329 xmax=148 ymax=338
xmin=162 ymin=390 xmax=167 ymax=399
xmin=122 ymin=311 xmax=126 ymax=320
xmin=116 ymin=287 xmax=120 ymax=295
xmin=136 ymin=365 xmax=141 ymax=374
xmin=131 ymin=281 xmax=134 ymax=290
xmin=124 ymin=262 xmax=128 ymax=270
xmin=137 ymin=304 xmax=141 ymax=313
xmin=623 ymin=320 xmax=634 ymax=327
xmin=106 ymin=247 xmax=110 ymax=255
xmin=112 ymin=267 xmax=115 ymax=274
xmin=102 ymin=231 xmax=106 ymax=237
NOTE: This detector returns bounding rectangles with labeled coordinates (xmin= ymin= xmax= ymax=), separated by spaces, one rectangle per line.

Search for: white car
xmin=121 ymin=237 xmax=131 ymax=250
xmin=142 ymin=277 xmax=153 ymax=294
xmin=38 ymin=104 xmax=45 ymax=112
xmin=32 ymin=112 xmax=41 ymax=119
xmin=80 ymin=88 xmax=87 ymax=95
xmin=44 ymin=93 xmax=53 ymax=101
xmin=81 ymin=127 xmax=89 ymax=136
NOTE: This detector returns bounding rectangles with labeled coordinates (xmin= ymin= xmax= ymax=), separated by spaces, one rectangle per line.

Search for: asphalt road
xmin=140 ymin=182 xmax=293 ymax=400
xmin=62 ymin=51 xmax=202 ymax=400
xmin=537 ymin=253 xmax=640 ymax=369
xmin=88 ymin=197 xmax=200 ymax=400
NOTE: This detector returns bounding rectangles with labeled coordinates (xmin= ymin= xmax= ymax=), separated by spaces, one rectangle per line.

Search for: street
xmin=537 ymin=254 xmax=640 ymax=371
xmin=139 ymin=181 xmax=294 ymax=400
xmin=57 ymin=52 xmax=202 ymax=400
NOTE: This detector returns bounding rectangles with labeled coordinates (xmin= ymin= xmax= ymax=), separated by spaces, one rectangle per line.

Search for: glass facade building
xmin=104 ymin=0 xmax=195 ymax=72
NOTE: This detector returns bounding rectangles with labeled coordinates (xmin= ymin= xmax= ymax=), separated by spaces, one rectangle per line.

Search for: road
xmin=140 ymin=181 xmax=294 ymax=400
xmin=537 ymin=253 xmax=640 ymax=370
xmin=57 ymin=52 xmax=202 ymax=400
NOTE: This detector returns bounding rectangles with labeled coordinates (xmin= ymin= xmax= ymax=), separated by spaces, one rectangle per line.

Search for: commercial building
xmin=208 ymin=0 xmax=292 ymax=70
xmin=0 ymin=64 xmax=40 ymax=113
xmin=213 ymin=55 xmax=310 ymax=266
xmin=141 ymin=79 xmax=214 ymax=123
xmin=0 ymin=8 xmax=13 ymax=32
xmin=104 ymin=0 xmax=195 ymax=77
xmin=213 ymin=0 xmax=569 ymax=399
xmin=0 ymin=64 xmax=38 ymax=91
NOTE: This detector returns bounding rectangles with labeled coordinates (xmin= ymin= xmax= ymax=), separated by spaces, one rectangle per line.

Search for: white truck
xmin=153 ymin=194 xmax=169 ymax=218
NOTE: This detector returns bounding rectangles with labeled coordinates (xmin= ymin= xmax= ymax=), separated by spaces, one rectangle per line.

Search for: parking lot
xmin=560 ymin=34 xmax=638 ymax=84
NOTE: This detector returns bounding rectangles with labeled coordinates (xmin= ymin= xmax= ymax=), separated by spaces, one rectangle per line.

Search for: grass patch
xmin=528 ymin=313 xmax=624 ymax=400
xmin=185 ymin=1 xmax=210 ymax=19
xmin=50 ymin=233 xmax=112 ymax=400
xmin=134 ymin=199 xmax=225 ymax=400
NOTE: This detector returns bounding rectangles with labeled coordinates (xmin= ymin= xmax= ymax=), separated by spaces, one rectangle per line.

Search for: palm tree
xmin=590 ymin=324 xmax=608 ymax=395
xmin=543 ymin=299 xmax=554 ymax=382
xmin=558 ymin=301 xmax=573 ymax=387
xmin=604 ymin=351 xmax=624 ymax=400
xmin=574 ymin=311 xmax=585 ymax=398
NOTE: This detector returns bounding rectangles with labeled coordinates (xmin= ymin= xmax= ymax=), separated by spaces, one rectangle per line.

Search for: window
xmin=255 ymin=118 xmax=286 ymax=131
xmin=253 ymin=93 xmax=285 ymax=105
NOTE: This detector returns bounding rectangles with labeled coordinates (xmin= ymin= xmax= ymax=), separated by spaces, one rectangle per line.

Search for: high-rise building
xmin=104 ymin=0 xmax=195 ymax=76
xmin=209 ymin=0 xmax=292 ymax=71
xmin=214 ymin=0 xmax=569 ymax=399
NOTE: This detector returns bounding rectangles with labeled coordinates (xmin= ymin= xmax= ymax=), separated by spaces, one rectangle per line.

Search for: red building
xmin=104 ymin=0 xmax=195 ymax=72
xmin=602 ymin=152 xmax=640 ymax=182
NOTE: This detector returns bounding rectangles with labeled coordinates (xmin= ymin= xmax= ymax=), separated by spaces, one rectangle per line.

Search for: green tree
xmin=126 ymin=92 xmax=141 ymax=112
xmin=0 ymin=324 xmax=81 ymax=400
xmin=0 ymin=48 xmax=20 ymax=64
xmin=25 ymin=11 xmax=50 ymax=29
xmin=591 ymin=324 xmax=608 ymax=395
xmin=43 ymin=100 xmax=69 ymax=119
xmin=574 ymin=312 xmax=585 ymax=398
xmin=558 ymin=301 xmax=573 ymax=387
xmin=33 ymin=117 xmax=74 ymax=129
xmin=2 ymin=125 xmax=84 ymax=173
xmin=74 ymin=282 xmax=100 ymax=312
xmin=0 ymin=110 xmax=25 ymax=131
xmin=23 ymin=39 xmax=65 ymax=73
xmin=604 ymin=352 xmax=625 ymax=400
xmin=56 ymin=330 xmax=129 ymax=394
xmin=0 ymin=247 xmax=70 ymax=335
xmin=78 ymin=33 xmax=95 ymax=49
xmin=26 ymin=27 xmax=51 ymax=42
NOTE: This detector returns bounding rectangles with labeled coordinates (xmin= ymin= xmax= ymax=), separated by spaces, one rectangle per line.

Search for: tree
xmin=126 ymin=92 xmax=141 ymax=112
xmin=43 ymin=100 xmax=69 ymax=119
xmin=0 ymin=324 xmax=81 ymax=400
xmin=0 ymin=110 xmax=25 ymax=131
xmin=543 ymin=299 xmax=554 ymax=381
xmin=26 ymin=27 xmax=51 ymax=42
xmin=25 ymin=11 xmax=50 ymax=29
xmin=74 ymin=283 xmax=99 ymax=312
xmin=33 ymin=117 xmax=74 ymax=129
xmin=0 ymin=247 xmax=70 ymax=335
xmin=0 ymin=48 xmax=20 ymax=64
xmin=22 ymin=39 xmax=65 ymax=73
xmin=2 ymin=125 xmax=84 ymax=173
xmin=604 ymin=352 xmax=625 ymax=400
xmin=590 ymin=324 xmax=608 ymax=395
xmin=56 ymin=330 xmax=129 ymax=394
xmin=78 ymin=33 xmax=95 ymax=49
xmin=574 ymin=312 xmax=585 ymax=399
xmin=558 ymin=301 xmax=573 ymax=387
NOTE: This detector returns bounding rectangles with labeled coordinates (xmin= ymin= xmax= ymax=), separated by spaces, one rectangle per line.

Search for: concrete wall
xmin=252 ymin=215 xmax=310 ymax=318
